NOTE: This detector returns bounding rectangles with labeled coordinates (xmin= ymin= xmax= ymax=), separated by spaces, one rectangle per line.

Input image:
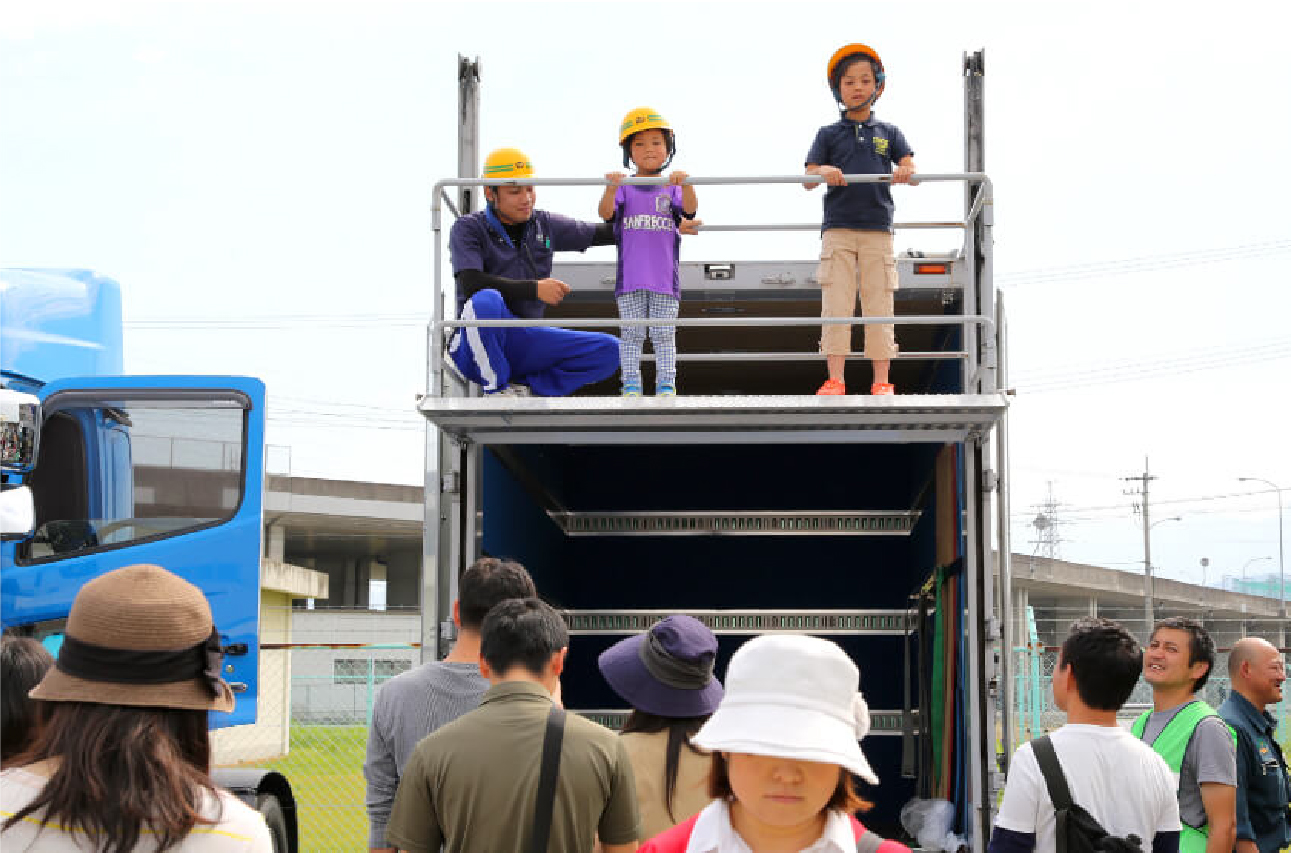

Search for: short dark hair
xmin=1059 ymin=618 xmax=1142 ymax=711
xmin=831 ymin=53 xmax=878 ymax=92
xmin=480 ymin=597 xmax=568 ymax=677
xmin=458 ymin=558 xmax=536 ymax=629
xmin=709 ymin=751 xmax=871 ymax=814
xmin=1151 ymin=617 xmax=1216 ymax=693
xmin=1 ymin=636 xmax=54 ymax=763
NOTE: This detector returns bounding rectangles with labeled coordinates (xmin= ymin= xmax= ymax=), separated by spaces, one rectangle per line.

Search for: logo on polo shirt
xmin=873 ymin=136 xmax=889 ymax=156
xmin=655 ymin=194 xmax=671 ymax=214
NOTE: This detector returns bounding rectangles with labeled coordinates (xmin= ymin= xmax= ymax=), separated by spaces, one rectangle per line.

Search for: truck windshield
xmin=21 ymin=394 xmax=248 ymax=561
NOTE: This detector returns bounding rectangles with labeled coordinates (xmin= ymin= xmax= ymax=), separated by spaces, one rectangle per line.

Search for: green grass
xmin=249 ymin=725 xmax=368 ymax=852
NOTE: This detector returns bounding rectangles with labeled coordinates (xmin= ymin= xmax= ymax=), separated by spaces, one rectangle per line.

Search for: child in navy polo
xmin=805 ymin=43 xmax=916 ymax=396
xmin=598 ymin=107 xmax=698 ymax=397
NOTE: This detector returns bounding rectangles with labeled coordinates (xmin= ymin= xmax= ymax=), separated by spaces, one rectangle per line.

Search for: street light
xmin=1239 ymin=477 xmax=1285 ymax=619
xmin=1242 ymin=556 xmax=1273 ymax=587
xmin=1145 ymin=515 xmax=1183 ymax=629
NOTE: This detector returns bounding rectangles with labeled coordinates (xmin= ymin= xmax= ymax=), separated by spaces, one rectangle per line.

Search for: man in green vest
xmin=1134 ymin=617 xmax=1237 ymax=853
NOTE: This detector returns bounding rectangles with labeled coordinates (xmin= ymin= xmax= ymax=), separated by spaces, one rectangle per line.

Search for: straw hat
xmin=30 ymin=564 xmax=235 ymax=712
xmin=598 ymin=614 xmax=724 ymax=718
xmin=692 ymin=634 xmax=878 ymax=784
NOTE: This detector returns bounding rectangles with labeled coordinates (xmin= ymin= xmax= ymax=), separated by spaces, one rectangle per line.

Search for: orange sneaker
xmin=816 ymin=379 xmax=846 ymax=395
xmin=871 ymin=382 xmax=895 ymax=396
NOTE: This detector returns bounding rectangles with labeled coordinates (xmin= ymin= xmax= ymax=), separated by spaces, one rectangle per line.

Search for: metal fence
xmin=211 ymin=607 xmax=1291 ymax=851
xmin=1012 ymin=637 xmax=1291 ymax=746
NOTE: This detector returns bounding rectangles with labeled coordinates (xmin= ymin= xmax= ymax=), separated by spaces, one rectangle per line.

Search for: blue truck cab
xmin=0 ymin=268 xmax=296 ymax=851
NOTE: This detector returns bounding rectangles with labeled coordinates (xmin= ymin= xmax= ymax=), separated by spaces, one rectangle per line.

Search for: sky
xmin=2 ymin=0 xmax=1289 ymax=590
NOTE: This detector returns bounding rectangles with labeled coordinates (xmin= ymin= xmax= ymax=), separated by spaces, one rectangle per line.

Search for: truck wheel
xmin=256 ymin=793 xmax=290 ymax=853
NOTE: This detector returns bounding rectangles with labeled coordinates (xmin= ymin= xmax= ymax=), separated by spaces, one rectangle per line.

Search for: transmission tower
xmin=1027 ymin=481 xmax=1066 ymax=560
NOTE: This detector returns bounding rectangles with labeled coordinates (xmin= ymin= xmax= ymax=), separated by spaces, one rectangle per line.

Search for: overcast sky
xmin=3 ymin=0 xmax=1289 ymax=590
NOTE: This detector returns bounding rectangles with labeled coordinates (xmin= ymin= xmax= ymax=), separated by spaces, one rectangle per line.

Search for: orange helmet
xmin=826 ymin=43 xmax=886 ymax=108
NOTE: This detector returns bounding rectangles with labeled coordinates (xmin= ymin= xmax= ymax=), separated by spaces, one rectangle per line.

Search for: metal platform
xmin=419 ymin=393 xmax=1007 ymax=445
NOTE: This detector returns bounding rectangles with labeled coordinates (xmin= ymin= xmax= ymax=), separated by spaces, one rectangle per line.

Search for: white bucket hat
xmin=692 ymin=634 xmax=878 ymax=785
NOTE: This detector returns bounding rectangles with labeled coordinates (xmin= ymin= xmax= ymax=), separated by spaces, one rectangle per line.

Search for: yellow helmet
xmin=618 ymin=107 xmax=671 ymax=144
xmin=617 ymin=107 xmax=676 ymax=169
xmin=482 ymin=147 xmax=534 ymax=180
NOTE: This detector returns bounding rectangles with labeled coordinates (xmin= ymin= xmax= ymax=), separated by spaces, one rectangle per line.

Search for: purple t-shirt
xmin=612 ymin=184 xmax=682 ymax=298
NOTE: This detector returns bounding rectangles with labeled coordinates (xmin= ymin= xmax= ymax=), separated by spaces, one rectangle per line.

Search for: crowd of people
xmin=1 ymin=556 xmax=1287 ymax=852
xmin=364 ymin=557 xmax=904 ymax=853
xmin=445 ymin=43 xmax=915 ymax=402
xmin=990 ymin=617 xmax=1290 ymax=853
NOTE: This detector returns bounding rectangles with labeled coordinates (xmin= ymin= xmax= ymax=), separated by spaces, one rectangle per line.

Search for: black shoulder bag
xmin=1031 ymin=735 xmax=1144 ymax=853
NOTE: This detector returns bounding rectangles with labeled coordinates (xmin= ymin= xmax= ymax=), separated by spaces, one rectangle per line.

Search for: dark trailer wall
xmin=478 ymin=438 xmax=967 ymax=831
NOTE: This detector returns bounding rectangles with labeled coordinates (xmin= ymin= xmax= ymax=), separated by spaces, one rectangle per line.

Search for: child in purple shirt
xmin=598 ymin=107 xmax=698 ymax=397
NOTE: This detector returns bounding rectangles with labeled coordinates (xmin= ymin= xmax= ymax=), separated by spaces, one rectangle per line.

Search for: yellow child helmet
xmin=617 ymin=107 xmax=676 ymax=170
xmin=482 ymin=147 xmax=534 ymax=180
xmin=826 ymin=43 xmax=886 ymax=109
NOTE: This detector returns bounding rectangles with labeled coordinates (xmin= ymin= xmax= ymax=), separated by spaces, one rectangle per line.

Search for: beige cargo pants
xmin=817 ymin=229 xmax=898 ymax=360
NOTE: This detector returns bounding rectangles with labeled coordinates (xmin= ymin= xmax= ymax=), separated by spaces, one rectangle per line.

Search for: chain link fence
xmin=212 ymin=607 xmax=420 ymax=852
xmin=209 ymin=607 xmax=1290 ymax=851
xmin=1012 ymin=619 xmax=1291 ymax=747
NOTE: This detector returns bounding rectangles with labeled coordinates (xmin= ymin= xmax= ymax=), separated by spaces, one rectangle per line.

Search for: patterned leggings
xmin=616 ymin=290 xmax=679 ymax=388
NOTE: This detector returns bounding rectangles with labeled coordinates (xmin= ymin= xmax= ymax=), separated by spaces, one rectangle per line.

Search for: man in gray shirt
xmin=1134 ymin=617 xmax=1237 ymax=853
xmin=363 ymin=556 xmax=536 ymax=852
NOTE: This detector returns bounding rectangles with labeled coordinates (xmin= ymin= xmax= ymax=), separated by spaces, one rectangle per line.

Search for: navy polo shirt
xmin=1219 ymin=690 xmax=1291 ymax=853
xmin=448 ymin=206 xmax=599 ymax=318
xmin=805 ymin=114 xmax=913 ymax=233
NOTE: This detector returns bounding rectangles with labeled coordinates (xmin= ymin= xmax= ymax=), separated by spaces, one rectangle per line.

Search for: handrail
xmin=440 ymin=314 xmax=995 ymax=333
xmin=427 ymin=171 xmax=995 ymax=397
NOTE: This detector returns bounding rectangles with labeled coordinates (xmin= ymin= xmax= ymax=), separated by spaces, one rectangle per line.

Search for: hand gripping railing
xmin=427 ymin=172 xmax=995 ymax=397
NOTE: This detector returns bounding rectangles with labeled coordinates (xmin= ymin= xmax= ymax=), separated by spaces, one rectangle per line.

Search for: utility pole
xmin=1124 ymin=457 xmax=1157 ymax=634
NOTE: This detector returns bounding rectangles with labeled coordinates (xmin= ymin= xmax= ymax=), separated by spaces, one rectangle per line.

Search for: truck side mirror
xmin=1 ymin=388 xmax=41 ymax=474
xmin=1 ymin=388 xmax=41 ymax=539
xmin=0 ymin=484 xmax=35 ymax=539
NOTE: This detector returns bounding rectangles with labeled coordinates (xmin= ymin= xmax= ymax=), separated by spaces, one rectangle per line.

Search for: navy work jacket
xmin=1219 ymin=690 xmax=1291 ymax=853
xmin=448 ymin=206 xmax=598 ymax=318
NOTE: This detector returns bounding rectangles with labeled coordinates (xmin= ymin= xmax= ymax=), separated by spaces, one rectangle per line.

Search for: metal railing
xmin=427 ymin=172 xmax=995 ymax=397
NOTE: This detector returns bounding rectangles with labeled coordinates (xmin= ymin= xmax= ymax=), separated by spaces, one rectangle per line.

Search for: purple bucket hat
xmin=598 ymin=614 xmax=724 ymax=718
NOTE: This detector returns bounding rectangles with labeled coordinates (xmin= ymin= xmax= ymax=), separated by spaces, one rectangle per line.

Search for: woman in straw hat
xmin=639 ymin=634 xmax=911 ymax=853
xmin=0 ymin=564 xmax=272 ymax=851
xmin=598 ymin=614 xmax=725 ymax=839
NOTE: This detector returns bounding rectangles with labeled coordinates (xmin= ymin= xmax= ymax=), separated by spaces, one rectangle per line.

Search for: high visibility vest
xmin=1132 ymin=700 xmax=1237 ymax=853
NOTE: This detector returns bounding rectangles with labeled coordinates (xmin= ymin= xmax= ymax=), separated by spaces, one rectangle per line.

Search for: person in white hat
xmin=639 ymin=633 xmax=911 ymax=853
xmin=0 ymin=564 xmax=272 ymax=851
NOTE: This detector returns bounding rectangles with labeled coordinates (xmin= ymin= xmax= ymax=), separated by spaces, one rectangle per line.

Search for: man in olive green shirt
xmin=387 ymin=597 xmax=641 ymax=853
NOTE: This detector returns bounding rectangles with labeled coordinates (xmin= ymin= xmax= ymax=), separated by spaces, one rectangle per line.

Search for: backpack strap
xmin=529 ymin=704 xmax=567 ymax=853
xmin=1031 ymin=735 xmax=1074 ymax=853
xmin=1031 ymin=735 xmax=1074 ymax=811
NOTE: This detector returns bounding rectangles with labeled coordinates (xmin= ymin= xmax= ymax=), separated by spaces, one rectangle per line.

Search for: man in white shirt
xmin=989 ymin=617 xmax=1181 ymax=853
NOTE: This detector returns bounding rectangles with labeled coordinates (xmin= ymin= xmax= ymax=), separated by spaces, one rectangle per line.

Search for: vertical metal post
xmin=1142 ymin=458 xmax=1154 ymax=634
xmin=457 ymin=55 xmax=481 ymax=217
xmin=964 ymin=443 xmax=988 ymax=853
xmin=995 ymin=295 xmax=1014 ymax=767
xmin=422 ymin=55 xmax=481 ymax=664
xmin=963 ymin=50 xmax=987 ymax=393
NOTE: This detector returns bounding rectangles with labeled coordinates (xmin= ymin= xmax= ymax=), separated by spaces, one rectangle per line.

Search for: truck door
xmin=0 ymin=376 xmax=266 ymax=729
